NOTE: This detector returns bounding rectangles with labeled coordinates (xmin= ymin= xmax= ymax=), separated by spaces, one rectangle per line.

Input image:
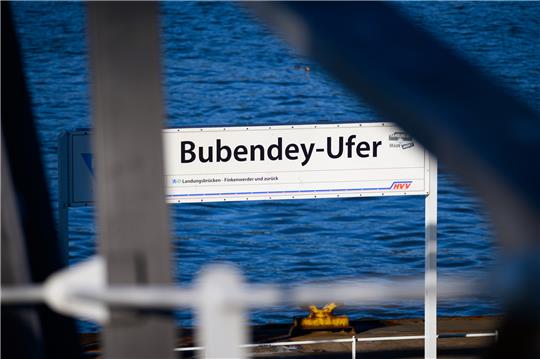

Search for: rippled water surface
xmin=12 ymin=2 xmax=539 ymax=330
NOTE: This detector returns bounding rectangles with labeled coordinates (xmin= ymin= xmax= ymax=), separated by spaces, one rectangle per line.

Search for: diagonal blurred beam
xmin=2 ymin=141 xmax=45 ymax=359
xmin=86 ymin=2 xmax=176 ymax=358
xmin=246 ymin=3 xmax=540 ymax=237
xmin=246 ymin=2 xmax=540 ymax=358
xmin=1 ymin=3 xmax=82 ymax=358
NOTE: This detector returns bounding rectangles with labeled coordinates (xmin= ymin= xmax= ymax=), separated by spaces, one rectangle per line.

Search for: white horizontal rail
xmin=243 ymin=338 xmax=354 ymax=348
xmin=1 ymin=286 xmax=44 ymax=304
xmin=175 ymin=338 xmax=355 ymax=352
xmin=174 ymin=332 xmax=498 ymax=352
xmin=1 ymin=279 xmax=486 ymax=309
xmin=463 ymin=333 xmax=497 ymax=338
xmin=356 ymin=335 xmax=424 ymax=342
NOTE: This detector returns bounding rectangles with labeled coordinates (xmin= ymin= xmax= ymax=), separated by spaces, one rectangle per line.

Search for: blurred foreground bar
xmin=2 ymin=3 xmax=81 ymax=358
xmin=247 ymin=2 xmax=540 ymax=358
xmin=87 ymin=2 xmax=176 ymax=358
xmin=248 ymin=2 xmax=540 ymax=220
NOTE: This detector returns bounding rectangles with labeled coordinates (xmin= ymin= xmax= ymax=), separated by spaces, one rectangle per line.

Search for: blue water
xmin=11 ymin=2 xmax=539 ymax=330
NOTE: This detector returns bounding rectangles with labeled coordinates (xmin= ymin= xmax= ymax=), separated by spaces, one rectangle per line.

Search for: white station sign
xmin=61 ymin=123 xmax=429 ymax=205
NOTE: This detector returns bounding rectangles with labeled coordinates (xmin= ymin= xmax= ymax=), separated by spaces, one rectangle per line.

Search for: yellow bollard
xmin=290 ymin=303 xmax=353 ymax=336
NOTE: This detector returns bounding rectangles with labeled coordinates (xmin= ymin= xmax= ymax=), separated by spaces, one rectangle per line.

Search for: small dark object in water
xmin=294 ymin=64 xmax=311 ymax=72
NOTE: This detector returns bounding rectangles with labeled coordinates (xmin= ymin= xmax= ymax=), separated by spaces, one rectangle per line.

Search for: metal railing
xmin=175 ymin=332 xmax=498 ymax=359
xmin=2 ymin=257 xmax=496 ymax=358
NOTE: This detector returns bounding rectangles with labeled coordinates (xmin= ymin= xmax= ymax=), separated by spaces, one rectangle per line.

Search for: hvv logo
xmin=392 ymin=181 xmax=412 ymax=190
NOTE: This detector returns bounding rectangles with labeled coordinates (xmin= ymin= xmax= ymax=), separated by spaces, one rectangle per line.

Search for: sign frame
xmin=163 ymin=122 xmax=430 ymax=203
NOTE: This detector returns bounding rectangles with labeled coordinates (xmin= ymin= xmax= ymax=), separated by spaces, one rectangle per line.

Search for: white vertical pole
xmin=57 ymin=131 xmax=70 ymax=263
xmin=196 ymin=265 xmax=248 ymax=359
xmin=352 ymin=336 xmax=357 ymax=359
xmin=425 ymin=154 xmax=437 ymax=358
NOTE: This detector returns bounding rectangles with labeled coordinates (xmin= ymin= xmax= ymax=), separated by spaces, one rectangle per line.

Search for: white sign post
xmin=425 ymin=155 xmax=437 ymax=358
xmin=58 ymin=122 xmax=437 ymax=358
